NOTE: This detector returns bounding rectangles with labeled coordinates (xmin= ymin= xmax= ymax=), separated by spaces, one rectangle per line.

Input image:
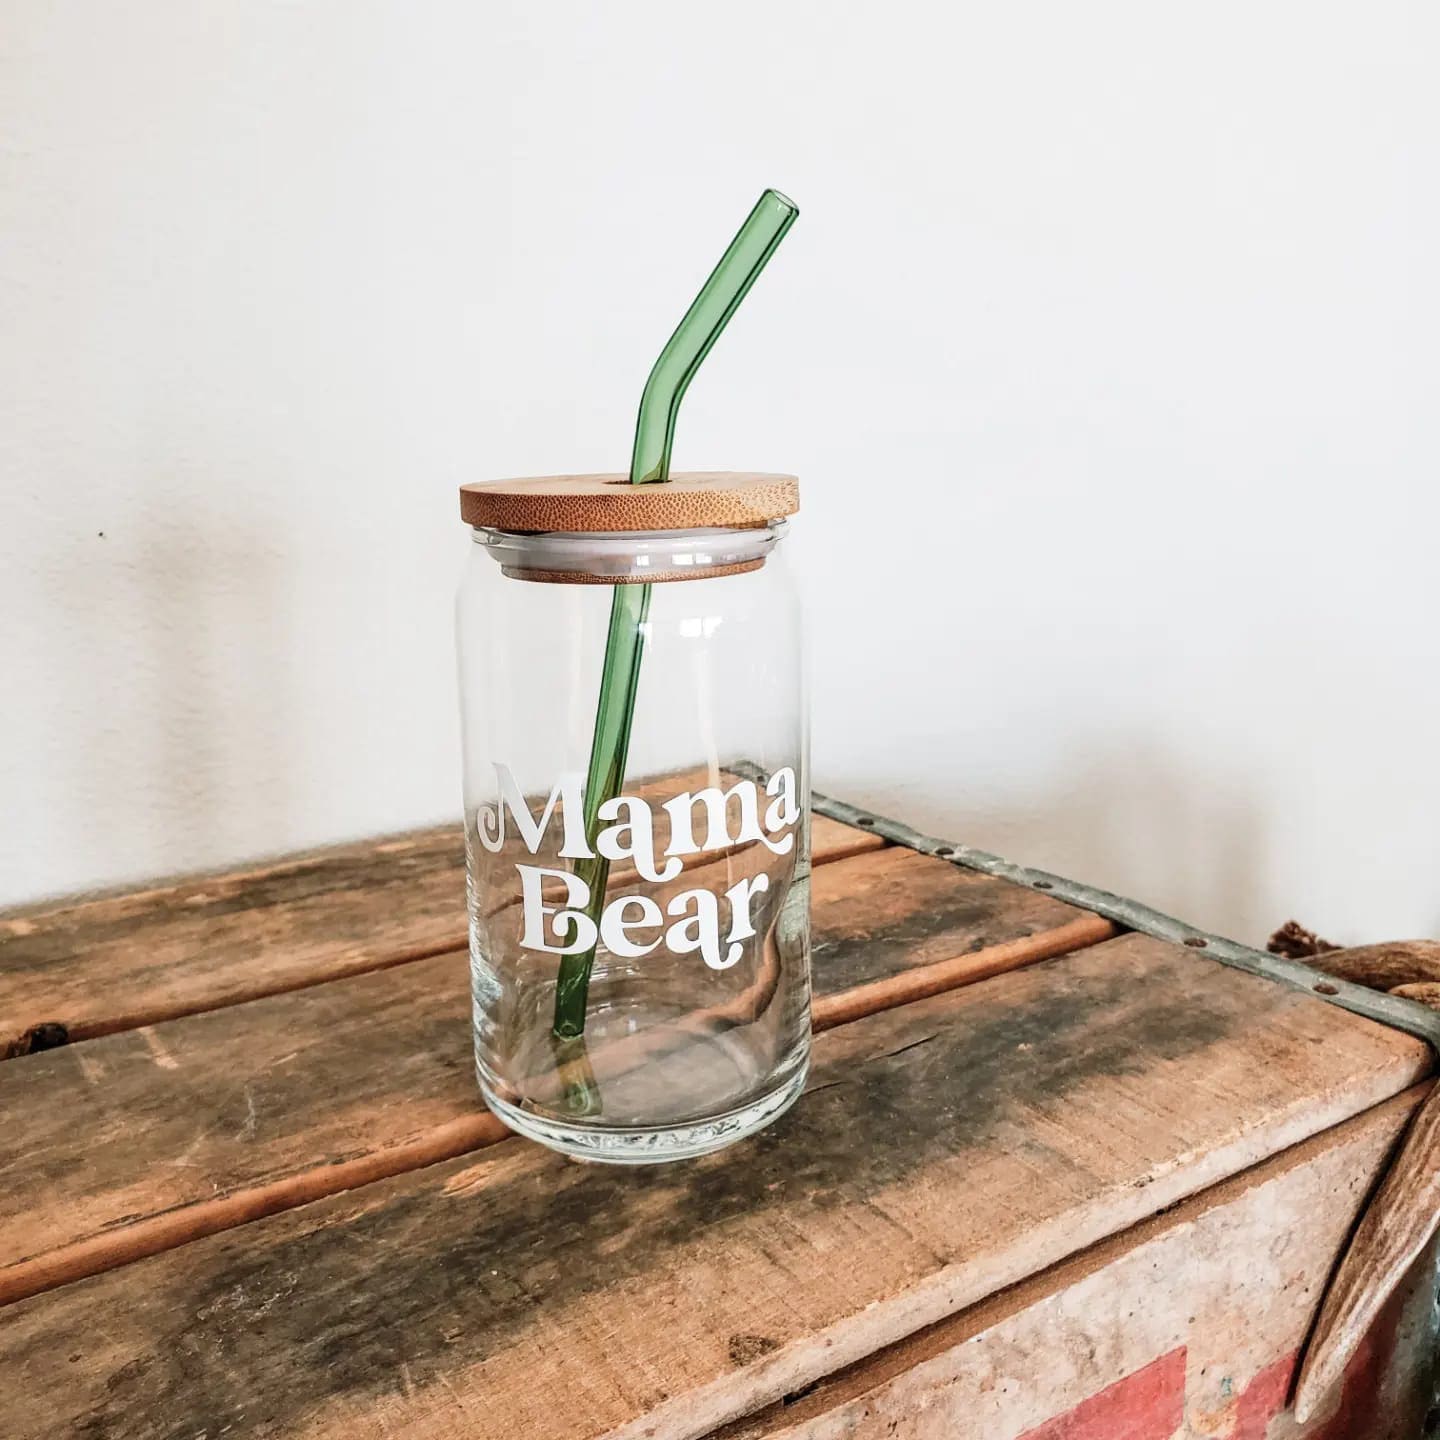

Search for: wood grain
xmin=2 ymin=935 xmax=1427 ymax=1440
xmin=0 ymin=847 xmax=1097 ymax=1306
xmin=1293 ymin=1080 xmax=1440 ymax=1423
xmin=459 ymin=471 xmax=799 ymax=533
xmin=1389 ymin=980 xmax=1440 ymax=1010
xmin=1306 ymin=941 xmax=1440 ymax=992
xmin=0 ymin=811 xmax=881 ymax=1057
xmin=719 ymin=1084 xmax=1438 ymax=1440
xmin=807 ymin=846 xmax=1091 ymax=993
xmin=810 ymin=913 xmax=1114 ymax=1031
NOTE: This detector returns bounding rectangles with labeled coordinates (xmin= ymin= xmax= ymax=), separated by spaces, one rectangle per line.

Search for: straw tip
xmin=763 ymin=187 xmax=799 ymax=217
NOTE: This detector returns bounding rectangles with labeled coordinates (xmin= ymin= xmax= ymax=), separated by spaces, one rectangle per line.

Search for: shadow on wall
xmin=834 ymin=738 xmax=1274 ymax=948
xmin=25 ymin=506 xmax=300 ymax=898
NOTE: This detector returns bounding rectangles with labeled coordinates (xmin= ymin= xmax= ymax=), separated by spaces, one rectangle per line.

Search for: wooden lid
xmin=459 ymin=471 xmax=798 ymax=533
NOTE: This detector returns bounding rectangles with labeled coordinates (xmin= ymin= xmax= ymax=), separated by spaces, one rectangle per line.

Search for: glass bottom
xmin=480 ymin=1059 xmax=808 ymax=1165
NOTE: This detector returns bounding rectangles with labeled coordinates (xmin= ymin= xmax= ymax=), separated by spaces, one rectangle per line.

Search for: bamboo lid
xmin=459 ymin=472 xmax=798 ymax=533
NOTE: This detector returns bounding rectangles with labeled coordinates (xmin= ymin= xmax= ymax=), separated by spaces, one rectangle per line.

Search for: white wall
xmin=4 ymin=1 xmax=1438 ymax=946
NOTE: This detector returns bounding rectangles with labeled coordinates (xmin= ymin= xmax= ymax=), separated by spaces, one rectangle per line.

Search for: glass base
xmin=480 ymin=1060 xmax=808 ymax=1165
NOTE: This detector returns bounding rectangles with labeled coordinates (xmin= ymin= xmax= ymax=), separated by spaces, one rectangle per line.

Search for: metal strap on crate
xmin=808 ymin=785 xmax=1440 ymax=1055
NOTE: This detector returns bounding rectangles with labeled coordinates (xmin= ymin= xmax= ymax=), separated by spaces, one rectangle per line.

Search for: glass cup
xmin=456 ymin=489 xmax=810 ymax=1163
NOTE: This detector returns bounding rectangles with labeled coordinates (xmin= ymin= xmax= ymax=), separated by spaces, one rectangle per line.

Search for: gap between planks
xmin=0 ymin=911 xmax=1113 ymax=1309
xmin=0 ymin=812 xmax=886 ymax=1057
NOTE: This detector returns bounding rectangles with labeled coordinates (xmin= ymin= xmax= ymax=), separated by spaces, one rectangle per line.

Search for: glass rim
xmin=472 ymin=520 xmax=789 ymax=585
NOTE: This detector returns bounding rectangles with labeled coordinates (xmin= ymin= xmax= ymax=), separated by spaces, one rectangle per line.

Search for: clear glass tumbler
xmin=455 ymin=474 xmax=809 ymax=1163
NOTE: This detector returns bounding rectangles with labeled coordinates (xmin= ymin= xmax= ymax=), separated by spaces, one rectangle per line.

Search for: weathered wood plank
xmin=2 ymin=936 xmax=1427 ymax=1440
xmin=0 ymin=811 xmax=883 ymax=1055
xmin=808 ymin=846 xmax=1096 ymax=993
xmin=0 ymin=848 xmax=1101 ymax=1306
xmin=720 ymin=1085 xmax=1439 ymax=1439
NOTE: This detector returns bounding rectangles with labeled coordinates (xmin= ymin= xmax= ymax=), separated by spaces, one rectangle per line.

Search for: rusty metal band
xmin=801 ymin=783 xmax=1440 ymax=1055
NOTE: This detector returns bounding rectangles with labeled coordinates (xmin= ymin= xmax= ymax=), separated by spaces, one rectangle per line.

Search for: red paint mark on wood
xmin=1232 ymin=1350 xmax=1297 ymax=1440
xmin=1231 ymin=1305 xmax=1396 ymax=1439
xmin=1019 ymin=1348 xmax=1186 ymax=1440
xmin=1307 ymin=1325 xmax=1388 ymax=1440
xmin=1014 ymin=1292 xmax=1402 ymax=1440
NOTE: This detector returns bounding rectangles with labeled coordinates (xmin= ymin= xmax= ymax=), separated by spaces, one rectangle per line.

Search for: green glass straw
xmin=551 ymin=188 xmax=799 ymax=1041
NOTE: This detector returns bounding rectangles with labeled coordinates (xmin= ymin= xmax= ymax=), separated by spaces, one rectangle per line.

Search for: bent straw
xmin=552 ymin=188 xmax=799 ymax=1041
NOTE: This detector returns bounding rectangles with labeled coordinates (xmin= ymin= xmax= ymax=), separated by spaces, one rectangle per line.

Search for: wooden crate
xmin=0 ymin=795 xmax=1435 ymax=1439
